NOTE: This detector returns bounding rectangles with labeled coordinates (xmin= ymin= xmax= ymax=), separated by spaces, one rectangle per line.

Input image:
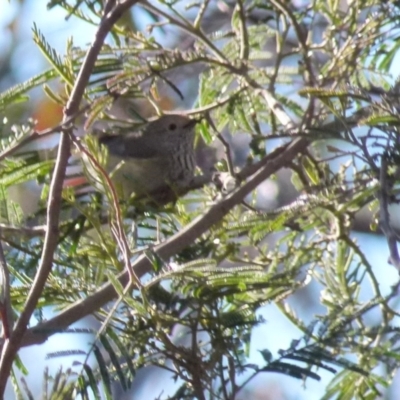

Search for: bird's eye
xmin=168 ymin=123 xmax=177 ymax=131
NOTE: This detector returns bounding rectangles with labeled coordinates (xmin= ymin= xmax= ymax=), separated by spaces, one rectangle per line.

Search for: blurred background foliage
xmin=1 ymin=0 xmax=400 ymax=399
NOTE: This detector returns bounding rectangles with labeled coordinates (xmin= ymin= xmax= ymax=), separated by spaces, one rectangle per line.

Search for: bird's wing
xmin=98 ymin=133 xmax=161 ymax=159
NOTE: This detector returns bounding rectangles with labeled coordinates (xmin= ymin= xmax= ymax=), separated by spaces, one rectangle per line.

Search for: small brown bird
xmin=95 ymin=114 xmax=198 ymax=206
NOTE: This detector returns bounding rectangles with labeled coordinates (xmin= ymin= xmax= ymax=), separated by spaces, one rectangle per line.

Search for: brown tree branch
xmin=0 ymin=0 xmax=139 ymax=394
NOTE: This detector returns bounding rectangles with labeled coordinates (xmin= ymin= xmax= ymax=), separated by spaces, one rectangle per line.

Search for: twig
xmin=256 ymin=88 xmax=295 ymax=128
xmin=0 ymin=224 xmax=46 ymax=238
xmin=236 ymin=0 xmax=249 ymax=61
xmin=193 ymin=0 xmax=211 ymax=29
xmin=0 ymin=234 xmax=12 ymax=341
xmin=171 ymin=87 xmax=246 ymax=116
xmin=205 ymin=114 xmax=235 ymax=177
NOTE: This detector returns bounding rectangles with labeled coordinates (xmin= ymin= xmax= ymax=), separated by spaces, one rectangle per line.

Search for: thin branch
xmin=193 ymin=0 xmax=211 ymax=29
xmin=0 ymin=234 xmax=12 ymax=341
xmin=0 ymin=224 xmax=46 ymax=238
xmin=236 ymin=0 xmax=249 ymax=61
xmin=205 ymin=114 xmax=235 ymax=177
